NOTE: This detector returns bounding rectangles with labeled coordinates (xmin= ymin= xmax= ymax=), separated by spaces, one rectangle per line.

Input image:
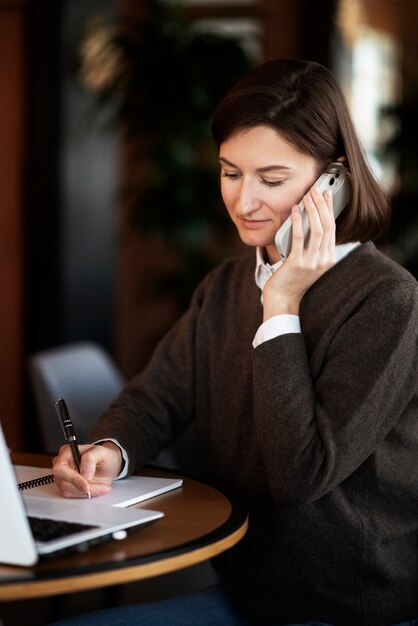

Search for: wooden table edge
xmin=0 ymin=516 xmax=248 ymax=600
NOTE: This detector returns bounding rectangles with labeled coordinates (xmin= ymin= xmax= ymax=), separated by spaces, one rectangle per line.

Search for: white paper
xmin=15 ymin=465 xmax=182 ymax=508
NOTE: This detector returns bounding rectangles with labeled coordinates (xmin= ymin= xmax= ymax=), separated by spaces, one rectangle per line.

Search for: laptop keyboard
xmin=28 ymin=516 xmax=99 ymax=542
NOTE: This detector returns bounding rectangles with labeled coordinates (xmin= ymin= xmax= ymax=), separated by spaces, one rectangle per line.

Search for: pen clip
xmin=55 ymin=398 xmax=74 ymax=440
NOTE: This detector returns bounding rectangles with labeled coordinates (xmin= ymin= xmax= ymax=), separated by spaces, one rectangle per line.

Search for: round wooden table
xmin=0 ymin=453 xmax=248 ymax=600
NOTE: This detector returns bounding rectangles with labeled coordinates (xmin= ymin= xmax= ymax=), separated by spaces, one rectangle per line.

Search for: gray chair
xmin=28 ymin=341 xmax=126 ymax=454
xmin=28 ymin=341 xmax=197 ymax=472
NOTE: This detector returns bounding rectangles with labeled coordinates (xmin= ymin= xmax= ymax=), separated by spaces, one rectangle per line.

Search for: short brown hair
xmin=211 ymin=59 xmax=390 ymax=243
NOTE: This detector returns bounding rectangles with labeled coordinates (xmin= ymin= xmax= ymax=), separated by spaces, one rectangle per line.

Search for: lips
xmin=238 ymin=217 xmax=270 ymax=230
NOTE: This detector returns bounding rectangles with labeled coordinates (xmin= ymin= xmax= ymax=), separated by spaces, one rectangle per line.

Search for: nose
xmin=236 ymin=179 xmax=262 ymax=216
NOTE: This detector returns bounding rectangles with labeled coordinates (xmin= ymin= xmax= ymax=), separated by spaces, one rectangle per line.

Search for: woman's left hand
xmin=263 ymin=185 xmax=336 ymax=320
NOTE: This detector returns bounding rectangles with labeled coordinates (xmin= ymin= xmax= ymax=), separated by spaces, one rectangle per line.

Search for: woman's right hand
xmin=263 ymin=185 xmax=336 ymax=319
xmin=52 ymin=441 xmax=123 ymax=498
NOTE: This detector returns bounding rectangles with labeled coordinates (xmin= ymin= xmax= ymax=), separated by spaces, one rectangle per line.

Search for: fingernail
xmin=312 ymin=184 xmax=320 ymax=195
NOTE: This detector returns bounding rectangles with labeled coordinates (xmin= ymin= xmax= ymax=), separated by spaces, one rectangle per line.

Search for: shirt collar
xmin=255 ymin=242 xmax=361 ymax=292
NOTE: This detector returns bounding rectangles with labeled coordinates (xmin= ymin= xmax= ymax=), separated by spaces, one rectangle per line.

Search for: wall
xmin=0 ymin=0 xmax=25 ymax=447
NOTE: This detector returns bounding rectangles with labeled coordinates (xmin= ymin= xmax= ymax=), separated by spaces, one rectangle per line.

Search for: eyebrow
xmin=219 ymin=157 xmax=291 ymax=173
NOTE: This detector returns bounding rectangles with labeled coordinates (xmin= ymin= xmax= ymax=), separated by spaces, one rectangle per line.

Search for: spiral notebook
xmin=15 ymin=465 xmax=183 ymax=508
xmin=0 ymin=422 xmax=167 ymax=566
xmin=18 ymin=471 xmax=55 ymax=491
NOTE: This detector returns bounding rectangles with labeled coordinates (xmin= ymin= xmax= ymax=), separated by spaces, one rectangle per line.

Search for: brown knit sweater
xmin=91 ymin=242 xmax=418 ymax=626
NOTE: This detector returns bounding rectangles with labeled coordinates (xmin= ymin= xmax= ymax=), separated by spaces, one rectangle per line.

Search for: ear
xmin=337 ymin=156 xmax=347 ymax=163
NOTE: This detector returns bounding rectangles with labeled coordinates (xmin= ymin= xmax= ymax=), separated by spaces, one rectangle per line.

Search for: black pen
xmin=55 ymin=397 xmax=91 ymax=498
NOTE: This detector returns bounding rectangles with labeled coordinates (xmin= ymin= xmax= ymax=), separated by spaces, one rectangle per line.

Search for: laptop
xmin=0 ymin=421 xmax=164 ymax=566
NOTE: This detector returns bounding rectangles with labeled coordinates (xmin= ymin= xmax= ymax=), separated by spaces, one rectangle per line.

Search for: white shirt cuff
xmin=253 ymin=314 xmax=301 ymax=348
xmin=93 ymin=438 xmax=129 ymax=479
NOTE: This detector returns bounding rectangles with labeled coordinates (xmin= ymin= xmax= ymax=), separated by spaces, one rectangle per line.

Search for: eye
xmin=221 ymin=170 xmax=241 ymax=181
xmin=260 ymin=178 xmax=285 ymax=188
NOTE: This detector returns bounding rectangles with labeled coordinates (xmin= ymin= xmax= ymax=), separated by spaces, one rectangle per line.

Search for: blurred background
xmin=1 ymin=2 xmax=418 ymax=623
xmin=1 ymin=0 xmax=418 ymax=452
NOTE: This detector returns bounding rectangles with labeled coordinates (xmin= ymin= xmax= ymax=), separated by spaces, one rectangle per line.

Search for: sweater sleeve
xmin=88 ymin=277 xmax=208 ymax=474
xmin=252 ymin=279 xmax=418 ymax=505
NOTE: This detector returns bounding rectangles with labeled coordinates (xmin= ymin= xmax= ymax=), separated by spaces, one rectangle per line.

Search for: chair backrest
xmin=29 ymin=341 xmax=199 ymax=474
xmin=28 ymin=341 xmax=125 ymax=453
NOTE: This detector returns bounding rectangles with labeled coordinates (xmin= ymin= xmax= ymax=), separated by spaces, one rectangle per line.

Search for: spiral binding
xmin=18 ymin=473 xmax=55 ymax=491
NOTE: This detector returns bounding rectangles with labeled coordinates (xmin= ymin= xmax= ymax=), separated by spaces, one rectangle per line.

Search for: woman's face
xmin=219 ymin=125 xmax=320 ymax=263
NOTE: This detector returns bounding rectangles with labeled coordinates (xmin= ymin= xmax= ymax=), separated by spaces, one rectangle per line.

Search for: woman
xmin=51 ymin=59 xmax=418 ymax=626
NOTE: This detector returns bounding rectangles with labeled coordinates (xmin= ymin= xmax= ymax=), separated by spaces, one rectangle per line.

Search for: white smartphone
xmin=274 ymin=162 xmax=351 ymax=261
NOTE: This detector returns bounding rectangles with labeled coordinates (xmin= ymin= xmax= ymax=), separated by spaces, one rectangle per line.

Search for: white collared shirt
xmin=253 ymin=242 xmax=361 ymax=348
